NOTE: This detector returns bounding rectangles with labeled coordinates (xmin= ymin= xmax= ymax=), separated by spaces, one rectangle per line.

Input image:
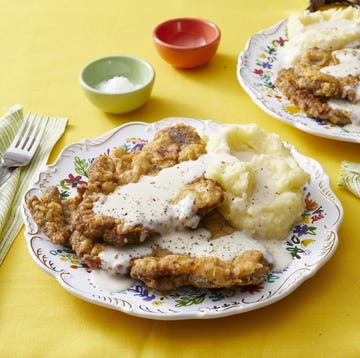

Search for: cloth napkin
xmin=0 ymin=105 xmax=68 ymax=264
xmin=339 ymin=160 xmax=360 ymax=199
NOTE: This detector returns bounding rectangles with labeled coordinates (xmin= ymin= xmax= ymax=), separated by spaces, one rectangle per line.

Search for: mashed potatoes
xmin=205 ymin=124 xmax=310 ymax=240
xmin=279 ymin=7 xmax=360 ymax=68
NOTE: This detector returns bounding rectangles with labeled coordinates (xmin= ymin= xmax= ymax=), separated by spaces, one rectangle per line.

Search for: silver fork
xmin=0 ymin=113 xmax=48 ymax=186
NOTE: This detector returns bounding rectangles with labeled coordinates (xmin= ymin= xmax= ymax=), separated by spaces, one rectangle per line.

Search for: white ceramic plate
xmin=22 ymin=118 xmax=343 ymax=320
xmin=237 ymin=19 xmax=360 ymax=143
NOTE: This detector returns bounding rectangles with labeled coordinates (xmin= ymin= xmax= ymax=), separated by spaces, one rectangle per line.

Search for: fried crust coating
xmin=71 ymin=125 xmax=210 ymax=246
xmin=130 ymin=251 xmax=271 ymax=291
xmin=71 ymin=190 xmax=157 ymax=247
xmin=172 ymin=178 xmax=224 ymax=217
xmin=293 ymin=47 xmax=342 ymax=98
xmin=86 ymin=124 xmax=207 ymax=193
xmin=28 ymin=124 xmax=208 ymax=248
xmin=69 ymin=230 xmax=105 ymax=269
xmin=72 ymin=177 xmax=224 ymax=247
xmin=276 ymin=67 xmax=351 ymax=125
xmin=275 ymin=47 xmax=355 ymax=125
xmin=27 ymin=186 xmax=78 ymax=245
xmin=201 ymin=209 xmax=236 ymax=239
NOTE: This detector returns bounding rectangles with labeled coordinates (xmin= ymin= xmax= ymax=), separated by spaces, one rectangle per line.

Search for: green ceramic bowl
xmin=80 ymin=56 xmax=155 ymax=114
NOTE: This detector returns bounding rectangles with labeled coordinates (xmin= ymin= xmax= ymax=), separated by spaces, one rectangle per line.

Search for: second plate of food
xmin=237 ymin=19 xmax=360 ymax=143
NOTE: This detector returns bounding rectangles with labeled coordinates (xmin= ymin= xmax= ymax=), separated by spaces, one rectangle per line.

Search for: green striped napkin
xmin=339 ymin=160 xmax=360 ymax=199
xmin=0 ymin=105 xmax=68 ymax=264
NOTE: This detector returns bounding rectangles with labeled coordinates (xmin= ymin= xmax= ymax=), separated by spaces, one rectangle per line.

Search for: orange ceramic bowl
xmin=153 ymin=18 xmax=221 ymax=69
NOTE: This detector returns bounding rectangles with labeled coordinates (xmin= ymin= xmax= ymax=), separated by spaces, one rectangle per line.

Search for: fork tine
xmin=12 ymin=112 xmax=32 ymax=148
xmin=22 ymin=114 xmax=42 ymax=151
xmin=26 ymin=116 xmax=49 ymax=153
xmin=16 ymin=113 xmax=38 ymax=150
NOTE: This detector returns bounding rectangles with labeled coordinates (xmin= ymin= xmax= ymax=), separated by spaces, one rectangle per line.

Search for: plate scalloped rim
xmin=22 ymin=118 xmax=343 ymax=320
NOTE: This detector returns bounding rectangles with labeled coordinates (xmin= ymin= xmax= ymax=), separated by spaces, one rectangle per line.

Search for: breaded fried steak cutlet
xmin=275 ymin=7 xmax=360 ymax=126
xmin=275 ymin=48 xmax=355 ymax=125
xmin=29 ymin=125 xmax=207 ymax=246
xmin=130 ymin=251 xmax=271 ymax=291
xmin=28 ymin=123 xmax=310 ymax=291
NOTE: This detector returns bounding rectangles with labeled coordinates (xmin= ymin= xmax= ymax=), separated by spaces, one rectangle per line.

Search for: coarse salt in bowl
xmin=95 ymin=76 xmax=142 ymax=93
xmin=80 ymin=56 xmax=155 ymax=114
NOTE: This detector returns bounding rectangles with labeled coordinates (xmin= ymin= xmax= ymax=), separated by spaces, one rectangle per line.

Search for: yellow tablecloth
xmin=0 ymin=0 xmax=359 ymax=356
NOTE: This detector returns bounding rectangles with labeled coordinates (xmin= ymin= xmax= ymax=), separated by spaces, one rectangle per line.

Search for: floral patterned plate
xmin=22 ymin=118 xmax=343 ymax=320
xmin=237 ymin=19 xmax=360 ymax=143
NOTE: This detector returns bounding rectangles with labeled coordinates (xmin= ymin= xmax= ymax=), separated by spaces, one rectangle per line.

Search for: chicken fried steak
xmin=29 ymin=124 xmax=208 ymax=249
xmin=276 ymin=47 xmax=359 ymax=125
xmin=130 ymin=251 xmax=271 ymax=291
xmin=28 ymin=124 xmax=272 ymax=291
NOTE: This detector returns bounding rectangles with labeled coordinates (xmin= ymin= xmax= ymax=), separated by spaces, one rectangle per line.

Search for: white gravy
xmin=92 ymin=229 xmax=292 ymax=291
xmin=89 ymin=269 xmax=136 ymax=292
xmin=251 ymin=166 xmax=275 ymax=208
xmin=328 ymin=99 xmax=360 ymax=127
xmin=93 ymin=153 xmax=237 ymax=233
xmin=320 ymin=48 xmax=360 ymax=78
xmin=319 ymin=48 xmax=360 ymax=127
xmin=91 ymin=152 xmax=292 ymax=292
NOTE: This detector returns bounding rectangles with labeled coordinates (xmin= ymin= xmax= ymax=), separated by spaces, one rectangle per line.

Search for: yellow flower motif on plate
xmin=152 ymin=300 xmax=165 ymax=306
xmin=301 ymin=239 xmax=315 ymax=247
xmin=284 ymin=105 xmax=300 ymax=115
